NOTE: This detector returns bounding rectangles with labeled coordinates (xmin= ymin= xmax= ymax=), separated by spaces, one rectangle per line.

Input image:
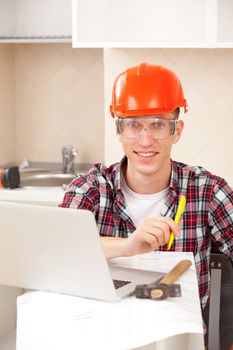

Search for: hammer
xmin=135 ymin=259 xmax=192 ymax=300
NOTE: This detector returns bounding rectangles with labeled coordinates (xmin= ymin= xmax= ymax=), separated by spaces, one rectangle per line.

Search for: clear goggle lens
xmin=116 ymin=117 xmax=178 ymax=139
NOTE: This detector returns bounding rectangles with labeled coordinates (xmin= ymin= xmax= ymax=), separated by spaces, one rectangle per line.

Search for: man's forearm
xmin=101 ymin=216 xmax=180 ymax=260
xmin=101 ymin=237 xmax=126 ymax=259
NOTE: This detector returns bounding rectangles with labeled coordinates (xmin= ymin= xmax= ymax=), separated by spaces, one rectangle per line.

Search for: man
xmin=60 ymin=62 xmax=233 ymax=310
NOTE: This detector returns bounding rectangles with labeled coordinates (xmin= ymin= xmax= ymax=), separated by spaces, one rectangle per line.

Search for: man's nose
xmin=138 ymin=128 xmax=154 ymax=145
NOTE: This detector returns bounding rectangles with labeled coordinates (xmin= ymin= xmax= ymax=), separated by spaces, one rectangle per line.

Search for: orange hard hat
xmin=110 ymin=62 xmax=187 ymax=118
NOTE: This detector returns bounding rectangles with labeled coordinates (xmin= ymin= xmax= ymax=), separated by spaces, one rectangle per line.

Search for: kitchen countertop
xmin=0 ymin=187 xmax=65 ymax=206
xmin=0 ymin=162 xmax=93 ymax=206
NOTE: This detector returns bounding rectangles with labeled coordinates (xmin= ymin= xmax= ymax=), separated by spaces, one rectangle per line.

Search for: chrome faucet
xmin=62 ymin=145 xmax=77 ymax=174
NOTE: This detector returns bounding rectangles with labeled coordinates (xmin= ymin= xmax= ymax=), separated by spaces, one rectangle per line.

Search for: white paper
xmin=17 ymin=252 xmax=204 ymax=350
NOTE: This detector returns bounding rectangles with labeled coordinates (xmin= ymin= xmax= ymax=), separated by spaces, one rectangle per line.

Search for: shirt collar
xmin=114 ymin=157 xmax=180 ymax=193
xmin=169 ymin=160 xmax=180 ymax=194
xmin=114 ymin=157 xmax=181 ymax=218
xmin=113 ymin=156 xmax=127 ymax=194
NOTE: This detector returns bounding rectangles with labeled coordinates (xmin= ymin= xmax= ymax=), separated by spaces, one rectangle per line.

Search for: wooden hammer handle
xmin=160 ymin=259 xmax=192 ymax=285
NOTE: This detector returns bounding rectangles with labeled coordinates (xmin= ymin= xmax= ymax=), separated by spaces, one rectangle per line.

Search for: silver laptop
xmin=0 ymin=201 xmax=162 ymax=301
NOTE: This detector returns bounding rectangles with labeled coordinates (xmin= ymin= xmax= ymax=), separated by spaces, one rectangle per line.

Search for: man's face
xmin=117 ymin=113 xmax=184 ymax=178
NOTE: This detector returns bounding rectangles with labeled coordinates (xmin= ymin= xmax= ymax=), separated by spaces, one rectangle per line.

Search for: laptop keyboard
xmin=113 ymin=279 xmax=131 ymax=289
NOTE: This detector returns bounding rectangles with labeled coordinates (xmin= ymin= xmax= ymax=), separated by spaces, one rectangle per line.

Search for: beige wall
xmin=104 ymin=48 xmax=233 ymax=186
xmin=0 ymin=45 xmax=15 ymax=165
xmin=0 ymin=44 xmax=104 ymax=165
xmin=1 ymin=45 xmax=233 ymax=185
xmin=15 ymin=45 xmax=104 ymax=164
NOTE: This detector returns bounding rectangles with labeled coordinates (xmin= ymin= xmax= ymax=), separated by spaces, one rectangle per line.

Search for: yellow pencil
xmin=167 ymin=195 xmax=186 ymax=250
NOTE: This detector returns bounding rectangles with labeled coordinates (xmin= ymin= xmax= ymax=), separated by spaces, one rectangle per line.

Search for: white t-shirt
xmin=121 ymin=171 xmax=168 ymax=228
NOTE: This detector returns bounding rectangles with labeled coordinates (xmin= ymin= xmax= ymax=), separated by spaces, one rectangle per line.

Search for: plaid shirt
xmin=60 ymin=157 xmax=233 ymax=308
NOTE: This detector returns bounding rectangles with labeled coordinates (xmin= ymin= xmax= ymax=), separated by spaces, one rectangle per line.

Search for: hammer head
xmin=135 ymin=282 xmax=181 ymax=300
xmin=134 ymin=259 xmax=192 ymax=300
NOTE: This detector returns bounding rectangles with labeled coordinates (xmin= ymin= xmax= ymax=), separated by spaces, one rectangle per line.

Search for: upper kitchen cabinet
xmin=218 ymin=0 xmax=233 ymax=46
xmin=0 ymin=0 xmax=71 ymax=43
xmin=72 ymin=0 xmax=233 ymax=48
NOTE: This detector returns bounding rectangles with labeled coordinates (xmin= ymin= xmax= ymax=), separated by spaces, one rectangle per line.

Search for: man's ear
xmin=172 ymin=120 xmax=184 ymax=144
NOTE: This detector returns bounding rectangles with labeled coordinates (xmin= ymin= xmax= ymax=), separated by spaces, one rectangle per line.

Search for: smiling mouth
xmin=135 ymin=152 xmax=158 ymax=158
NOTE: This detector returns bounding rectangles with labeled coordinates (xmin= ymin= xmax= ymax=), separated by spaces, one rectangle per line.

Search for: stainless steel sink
xmin=20 ymin=169 xmax=76 ymax=187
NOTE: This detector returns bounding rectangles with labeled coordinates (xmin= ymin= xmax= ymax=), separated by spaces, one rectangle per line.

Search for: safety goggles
xmin=116 ymin=116 xmax=178 ymax=140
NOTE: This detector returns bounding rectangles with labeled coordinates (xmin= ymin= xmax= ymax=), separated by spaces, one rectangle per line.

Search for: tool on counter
xmin=167 ymin=195 xmax=186 ymax=250
xmin=134 ymin=259 xmax=192 ymax=300
xmin=0 ymin=165 xmax=20 ymax=189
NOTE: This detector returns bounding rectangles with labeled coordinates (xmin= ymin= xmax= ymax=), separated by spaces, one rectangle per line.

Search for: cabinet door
xmin=218 ymin=0 xmax=233 ymax=46
xmin=0 ymin=0 xmax=71 ymax=41
xmin=72 ymin=0 xmax=207 ymax=47
xmin=0 ymin=0 xmax=16 ymax=37
xmin=17 ymin=0 xmax=71 ymax=38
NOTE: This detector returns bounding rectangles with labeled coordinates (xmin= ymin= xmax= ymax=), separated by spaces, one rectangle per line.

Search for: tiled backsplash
xmin=104 ymin=48 xmax=233 ymax=185
xmin=0 ymin=45 xmax=15 ymax=164
xmin=0 ymin=44 xmax=104 ymax=165
xmin=0 ymin=45 xmax=232 ymax=185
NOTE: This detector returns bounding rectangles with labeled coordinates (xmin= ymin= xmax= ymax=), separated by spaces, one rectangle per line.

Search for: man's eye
xmin=153 ymin=121 xmax=166 ymax=129
xmin=128 ymin=121 xmax=140 ymax=128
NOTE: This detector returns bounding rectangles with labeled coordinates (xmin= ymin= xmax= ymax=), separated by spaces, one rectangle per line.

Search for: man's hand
xmin=101 ymin=216 xmax=180 ymax=259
